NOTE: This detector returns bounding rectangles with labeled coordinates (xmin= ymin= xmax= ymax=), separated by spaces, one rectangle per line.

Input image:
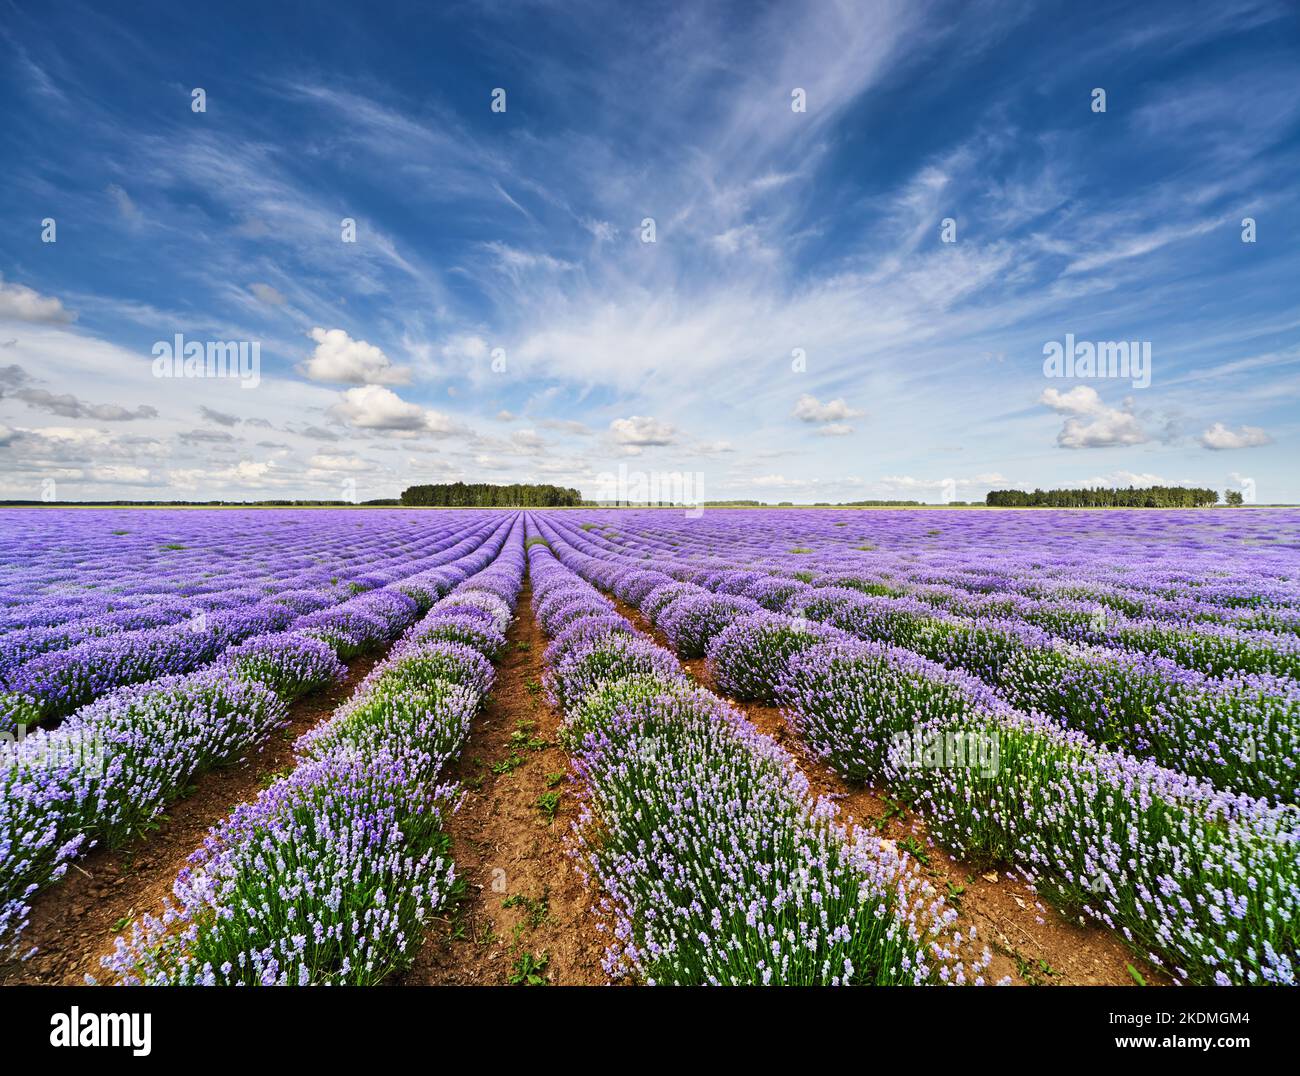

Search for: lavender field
xmin=1 ymin=507 xmax=1296 ymax=987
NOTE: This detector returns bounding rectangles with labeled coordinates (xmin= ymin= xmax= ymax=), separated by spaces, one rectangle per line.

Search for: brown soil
xmin=613 ymin=597 xmax=1166 ymax=988
xmin=401 ymin=578 xmax=607 ymax=986
xmin=0 ymin=652 xmax=384 ymax=987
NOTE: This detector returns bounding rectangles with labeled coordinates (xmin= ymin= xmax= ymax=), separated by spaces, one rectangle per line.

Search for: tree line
xmin=399 ymin=482 xmax=584 ymax=507
xmin=985 ymin=486 xmax=1220 ymax=508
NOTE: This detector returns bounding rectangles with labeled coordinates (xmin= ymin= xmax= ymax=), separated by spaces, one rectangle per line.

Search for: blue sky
xmin=1 ymin=0 xmax=1297 ymax=503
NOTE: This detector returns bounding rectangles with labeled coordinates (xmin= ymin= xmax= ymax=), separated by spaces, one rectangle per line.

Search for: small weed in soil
xmin=508 ymin=950 xmax=550 ymax=986
xmin=535 ymin=790 xmax=561 ymax=824
xmin=509 ymin=718 xmax=548 ymax=751
xmin=898 ymin=835 xmax=930 ymax=866
xmin=502 ymin=891 xmax=550 ymax=930
xmin=491 ymin=753 xmax=527 ymax=775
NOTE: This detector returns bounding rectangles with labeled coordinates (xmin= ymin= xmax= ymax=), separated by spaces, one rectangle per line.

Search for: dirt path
xmin=402 ymin=579 xmax=606 ymax=986
xmin=0 ymin=652 xmax=384 ymax=987
xmin=612 ymin=597 xmax=1164 ymax=987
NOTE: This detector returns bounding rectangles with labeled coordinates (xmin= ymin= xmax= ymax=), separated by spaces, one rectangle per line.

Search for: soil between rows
xmin=2 ymin=585 xmax=1165 ymax=989
xmin=0 ymin=651 xmax=385 ymax=987
xmin=610 ymin=596 xmax=1165 ymax=988
xmin=401 ymin=578 xmax=606 ymax=985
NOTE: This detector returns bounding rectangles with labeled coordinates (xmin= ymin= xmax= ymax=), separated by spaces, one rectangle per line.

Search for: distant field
xmin=2 ymin=507 xmax=1296 ymax=987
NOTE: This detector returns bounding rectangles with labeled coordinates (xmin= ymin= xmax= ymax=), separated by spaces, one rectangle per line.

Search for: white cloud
xmin=169 ymin=460 xmax=275 ymax=489
xmin=1199 ymin=421 xmax=1272 ymax=450
xmin=1040 ymin=386 xmax=1148 ymax=449
xmin=0 ymin=278 xmax=75 ymax=324
xmin=299 ymin=327 xmax=411 ymax=385
xmin=792 ymin=394 xmax=864 ymax=424
xmin=330 ymin=384 xmax=459 ymax=434
xmin=610 ymin=416 xmax=676 ymax=451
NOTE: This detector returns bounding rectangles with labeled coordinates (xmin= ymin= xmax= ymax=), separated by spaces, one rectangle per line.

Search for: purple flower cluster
xmin=528 ymin=511 xmax=1300 ymax=984
xmin=217 ymin=632 xmax=347 ymax=702
xmin=97 ymin=516 xmax=527 ymax=985
xmin=0 ymin=511 xmax=520 ymax=727
xmin=526 ymin=524 xmax=979 ymax=985
xmin=2 ymin=670 xmax=286 ymax=959
xmin=1 ymin=509 xmax=525 ymax=963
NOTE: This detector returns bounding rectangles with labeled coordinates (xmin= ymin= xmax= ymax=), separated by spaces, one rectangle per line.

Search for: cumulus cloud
xmin=792 ymin=395 xmax=863 ymax=434
xmin=610 ymin=415 xmax=676 ymax=453
xmin=1040 ymin=385 xmax=1147 ymax=449
xmin=792 ymin=394 xmax=864 ymax=423
xmin=1199 ymin=421 xmax=1272 ymax=450
xmin=298 ymin=327 xmax=411 ymax=385
xmin=169 ymin=460 xmax=274 ymax=489
xmin=330 ymin=384 xmax=459 ymax=434
xmin=0 ymin=278 xmax=75 ymax=323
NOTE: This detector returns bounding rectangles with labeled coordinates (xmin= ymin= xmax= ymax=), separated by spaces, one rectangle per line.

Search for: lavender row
xmin=528 ymin=526 xmax=981 ymax=985
xmin=541 ymin=519 xmax=1299 ymax=803
xmin=0 ymin=516 xmax=512 ymax=729
xmin=0 ymin=510 xmax=494 ymax=640
xmin=551 ymin=516 xmax=1300 ymax=680
xmin=537 ymin=521 xmax=1299 ymax=985
xmin=553 ymin=509 xmax=1299 ymax=615
xmin=98 ymin=517 xmax=526 ymax=985
xmin=1 ymin=517 xmax=517 ymax=962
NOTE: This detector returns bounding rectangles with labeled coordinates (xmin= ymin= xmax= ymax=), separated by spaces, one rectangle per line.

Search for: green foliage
xmin=507 ymin=950 xmax=550 ymax=985
xmin=400 ymin=482 xmax=583 ymax=507
xmin=986 ymin=485 xmax=1219 ymax=508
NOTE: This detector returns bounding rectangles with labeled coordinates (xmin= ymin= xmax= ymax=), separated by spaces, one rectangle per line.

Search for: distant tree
xmin=399 ymin=482 xmax=583 ymax=507
xmin=987 ymin=485 xmax=1218 ymax=508
xmin=1225 ymin=490 xmax=1244 ymax=506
